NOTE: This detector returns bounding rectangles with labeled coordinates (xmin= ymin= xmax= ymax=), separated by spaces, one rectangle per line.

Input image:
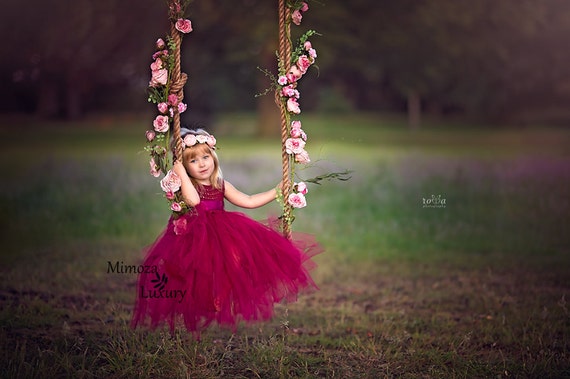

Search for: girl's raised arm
xmin=173 ymin=160 xmax=201 ymax=206
xmin=224 ymin=180 xmax=278 ymax=209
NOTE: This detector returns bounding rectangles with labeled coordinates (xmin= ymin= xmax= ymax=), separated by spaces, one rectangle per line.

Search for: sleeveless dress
xmin=131 ymin=183 xmax=320 ymax=334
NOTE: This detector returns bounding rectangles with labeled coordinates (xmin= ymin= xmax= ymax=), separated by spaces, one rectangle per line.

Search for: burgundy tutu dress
xmin=131 ymin=183 xmax=319 ymax=334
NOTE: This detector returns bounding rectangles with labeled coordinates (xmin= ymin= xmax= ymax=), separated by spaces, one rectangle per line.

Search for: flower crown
xmin=182 ymin=134 xmax=217 ymax=150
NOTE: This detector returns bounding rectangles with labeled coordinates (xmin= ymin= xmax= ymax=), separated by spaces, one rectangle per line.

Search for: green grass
xmin=1 ymin=112 xmax=569 ymax=378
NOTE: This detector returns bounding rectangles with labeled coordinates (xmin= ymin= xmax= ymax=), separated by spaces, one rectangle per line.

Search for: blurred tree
xmin=310 ymin=0 xmax=570 ymax=127
xmin=2 ymin=0 xmax=166 ymax=119
xmin=407 ymin=0 xmax=555 ymax=122
xmin=3 ymin=0 xmax=570 ymax=127
xmin=179 ymin=0 xmax=279 ymax=135
xmin=214 ymin=0 xmax=279 ymax=136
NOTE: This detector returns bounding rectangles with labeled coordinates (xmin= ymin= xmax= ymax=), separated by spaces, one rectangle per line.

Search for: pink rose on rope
xmin=175 ymin=19 xmax=193 ymax=33
xmin=300 ymin=2 xmax=309 ymax=12
xmin=285 ymin=137 xmax=306 ymax=154
xmin=153 ymin=115 xmax=169 ymax=133
xmin=292 ymin=10 xmax=302 ymax=25
xmin=149 ymin=157 xmax=161 ymax=177
xmin=160 ymin=170 xmax=182 ymax=193
xmin=308 ymin=48 xmax=317 ymax=59
xmin=150 ymin=58 xmax=163 ymax=71
xmin=288 ymin=192 xmax=307 ymax=208
xmin=178 ymin=102 xmax=187 ymax=113
xmin=145 ymin=130 xmax=156 ymax=142
xmin=297 ymin=55 xmax=311 ymax=74
xmin=291 ymin=121 xmax=306 ymax=139
xmin=304 ymin=41 xmax=312 ymax=51
xmin=288 ymin=66 xmax=303 ymax=81
xmin=295 ymin=149 xmax=311 ymax=163
xmin=152 ymin=50 xmax=168 ymax=60
xmin=156 ymin=38 xmax=166 ymax=49
xmin=167 ymin=94 xmax=179 ymax=106
xmin=171 ymin=1 xmax=181 ymax=14
xmin=157 ymin=102 xmax=168 ymax=114
xmin=295 ymin=182 xmax=308 ymax=195
xmin=150 ymin=68 xmax=168 ymax=87
xmin=171 ymin=202 xmax=182 ymax=212
xmin=286 ymin=72 xmax=298 ymax=84
xmin=287 ymin=97 xmax=301 ymax=114
xmin=290 ymin=127 xmax=306 ymax=140
xmin=278 ymin=76 xmax=288 ymax=86
xmin=282 ymin=85 xmax=298 ymax=98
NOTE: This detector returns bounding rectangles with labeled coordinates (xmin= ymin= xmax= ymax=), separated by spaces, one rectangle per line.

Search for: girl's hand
xmin=172 ymin=160 xmax=187 ymax=178
xmin=173 ymin=159 xmax=200 ymax=206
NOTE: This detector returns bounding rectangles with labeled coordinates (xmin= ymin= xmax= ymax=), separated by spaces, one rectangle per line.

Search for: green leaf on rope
xmin=301 ymin=170 xmax=354 ymax=186
xmin=291 ymin=30 xmax=321 ymax=63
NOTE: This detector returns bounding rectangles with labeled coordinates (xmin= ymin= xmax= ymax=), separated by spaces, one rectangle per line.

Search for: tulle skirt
xmin=131 ymin=209 xmax=320 ymax=334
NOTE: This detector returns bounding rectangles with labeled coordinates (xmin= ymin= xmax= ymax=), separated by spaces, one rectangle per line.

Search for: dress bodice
xmin=196 ymin=183 xmax=224 ymax=211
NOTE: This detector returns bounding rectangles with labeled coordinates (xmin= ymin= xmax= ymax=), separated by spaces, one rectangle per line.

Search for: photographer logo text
xmin=422 ymin=194 xmax=446 ymax=208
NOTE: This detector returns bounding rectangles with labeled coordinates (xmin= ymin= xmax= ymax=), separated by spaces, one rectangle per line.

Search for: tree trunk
xmin=65 ymin=73 xmax=82 ymax=120
xmin=407 ymin=90 xmax=421 ymax=130
xmin=256 ymin=90 xmax=281 ymax=137
xmin=36 ymin=78 xmax=59 ymax=118
xmin=65 ymin=85 xmax=82 ymax=120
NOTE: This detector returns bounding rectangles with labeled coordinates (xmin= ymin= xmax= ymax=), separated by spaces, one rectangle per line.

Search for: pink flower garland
xmin=277 ymin=2 xmax=316 ymax=210
xmin=144 ymin=0 xmax=193 ymax=217
xmin=288 ymin=181 xmax=308 ymax=209
xmin=175 ymin=18 xmax=193 ymax=33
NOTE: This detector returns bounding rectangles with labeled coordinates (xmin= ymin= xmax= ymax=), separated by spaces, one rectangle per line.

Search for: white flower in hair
xmin=183 ymin=134 xmax=197 ymax=148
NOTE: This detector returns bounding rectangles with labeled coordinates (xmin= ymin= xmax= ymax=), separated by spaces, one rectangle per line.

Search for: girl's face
xmin=183 ymin=144 xmax=216 ymax=184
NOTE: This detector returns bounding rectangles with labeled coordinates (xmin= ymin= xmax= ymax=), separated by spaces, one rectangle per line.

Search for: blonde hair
xmin=177 ymin=128 xmax=223 ymax=189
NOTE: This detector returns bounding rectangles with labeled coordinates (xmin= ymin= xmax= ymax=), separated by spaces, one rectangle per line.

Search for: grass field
xmin=1 ymin=112 xmax=569 ymax=378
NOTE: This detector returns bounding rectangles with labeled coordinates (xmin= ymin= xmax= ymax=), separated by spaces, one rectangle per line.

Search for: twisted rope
xmin=278 ymin=0 xmax=293 ymax=240
xmin=169 ymin=22 xmax=188 ymax=162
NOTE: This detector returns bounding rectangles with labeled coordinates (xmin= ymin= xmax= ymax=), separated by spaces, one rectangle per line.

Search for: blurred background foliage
xmin=3 ymin=0 xmax=570 ymax=129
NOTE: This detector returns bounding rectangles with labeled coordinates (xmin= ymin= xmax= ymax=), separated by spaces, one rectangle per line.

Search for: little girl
xmin=131 ymin=128 xmax=319 ymax=335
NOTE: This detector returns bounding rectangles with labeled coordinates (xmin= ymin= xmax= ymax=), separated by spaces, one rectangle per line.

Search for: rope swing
xmin=146 ymin=1 xmax=323 ymax=239
xmin=277 ymin=0 xmax=294 ymax=240
xmin=168 ymin=6 xmax=188 ymax=163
